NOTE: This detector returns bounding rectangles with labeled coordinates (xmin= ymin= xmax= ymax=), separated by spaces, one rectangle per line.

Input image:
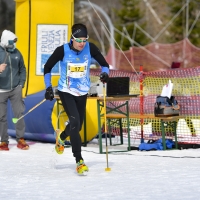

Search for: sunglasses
xmin=72 ymin=34 xmax=89 ymax=43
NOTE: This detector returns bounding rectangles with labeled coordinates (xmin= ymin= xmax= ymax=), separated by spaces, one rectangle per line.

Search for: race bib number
xmin=70 ymin=66 xmax=84 ymax=72
xmin=67 ymin=63 xmax=87 ymax=78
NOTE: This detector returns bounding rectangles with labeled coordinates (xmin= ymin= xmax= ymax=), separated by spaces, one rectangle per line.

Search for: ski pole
xmin=12 ymin=99 xmax=46 ymax=123
xmin=103 ymin=83 xmax=111 ymax=172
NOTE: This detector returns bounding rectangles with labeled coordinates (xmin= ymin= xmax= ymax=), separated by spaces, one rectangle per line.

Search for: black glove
xmin=100 ymin=72 xmax=109 ymax=83
xmin=45 ymin=86 xmax=54 ymax=101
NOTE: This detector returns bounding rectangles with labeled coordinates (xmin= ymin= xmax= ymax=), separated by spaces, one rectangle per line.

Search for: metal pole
xmin=140 ymin=66 xmax=144 ymax=143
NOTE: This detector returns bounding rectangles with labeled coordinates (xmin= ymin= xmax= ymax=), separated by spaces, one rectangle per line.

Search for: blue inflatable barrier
xmin=7 ymin=90 xmax=56 ymax=143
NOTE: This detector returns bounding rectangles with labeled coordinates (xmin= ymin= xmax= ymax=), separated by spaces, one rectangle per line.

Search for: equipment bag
xmin=154 ymin=96 xmax=180 ymax=117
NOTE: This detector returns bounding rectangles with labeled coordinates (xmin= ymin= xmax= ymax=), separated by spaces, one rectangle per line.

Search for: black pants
xmin=58 ymin=91 xmax=87 ymax=162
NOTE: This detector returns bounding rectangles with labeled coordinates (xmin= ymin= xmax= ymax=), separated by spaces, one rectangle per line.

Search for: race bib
xmin=67 ymin=63 xmax=87 ymax=78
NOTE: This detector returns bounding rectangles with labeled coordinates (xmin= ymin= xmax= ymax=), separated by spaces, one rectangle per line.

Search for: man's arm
xmin=89 ymin=42 xmax=109 ymax=83
xmin=44 ymin=45 xmax=64 ymax=88
xmin=18 ymin=51 xmax=26 ymax=87
xmin=89 ymin=42 xmax=109 ymax=71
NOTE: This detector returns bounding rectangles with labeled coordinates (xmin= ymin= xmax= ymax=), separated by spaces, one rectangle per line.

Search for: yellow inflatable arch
xmin=14 ymin=0 xmax=98 ymax=143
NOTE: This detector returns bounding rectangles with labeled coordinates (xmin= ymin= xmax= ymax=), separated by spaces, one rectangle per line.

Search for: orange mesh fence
xmin=90 ymin=66 xmax=200 ymax=144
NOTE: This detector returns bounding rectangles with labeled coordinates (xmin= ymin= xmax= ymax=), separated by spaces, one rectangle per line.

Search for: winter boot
xmin=17 ymin=138 xmax=29 ymax=150
xmin=0 ymin=142 xmax=9 ymax=151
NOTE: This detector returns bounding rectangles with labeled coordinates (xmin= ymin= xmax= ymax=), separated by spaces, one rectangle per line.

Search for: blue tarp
xmin=139 ymin=139 xmax=175 ymax=151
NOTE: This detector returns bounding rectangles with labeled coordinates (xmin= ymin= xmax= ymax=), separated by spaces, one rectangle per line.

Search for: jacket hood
xmin=0 ymin=30 xmax=17 ymax=48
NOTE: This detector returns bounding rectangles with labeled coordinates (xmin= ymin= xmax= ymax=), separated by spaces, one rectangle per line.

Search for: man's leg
xmin=0 ymin=92 xmax=9 ymax=143
xmin=75 ymin=94 xmax=87 ymax=132
xmin=58 ymin=91 xmax=86 ymax=162
xmin=9 ymin=86 xmax=25 ymax=141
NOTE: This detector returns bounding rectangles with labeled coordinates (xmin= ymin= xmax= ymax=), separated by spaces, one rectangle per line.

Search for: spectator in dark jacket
xmin=0 ymin=30 xmax=28 ymax=151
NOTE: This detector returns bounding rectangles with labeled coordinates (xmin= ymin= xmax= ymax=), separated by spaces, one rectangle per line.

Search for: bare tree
xmin=0 ymin=0 xmax=15 ymax=34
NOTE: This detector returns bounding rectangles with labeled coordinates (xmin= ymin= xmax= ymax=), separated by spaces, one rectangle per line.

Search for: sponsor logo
xmin=83 ymin=55 xmax=88 ymax=60
xmin=73 ymin=29 xmax=81 ymax=35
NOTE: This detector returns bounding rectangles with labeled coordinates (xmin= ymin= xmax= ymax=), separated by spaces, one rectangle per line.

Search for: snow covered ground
xmin=1 ymin=137 xmax=200 ymax=200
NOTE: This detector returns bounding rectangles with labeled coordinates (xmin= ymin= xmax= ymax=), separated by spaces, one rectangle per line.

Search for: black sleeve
xmin=44 ymin=45 xmax=64 ymax=75
xmin=89 ymin=42 xmax=109 ymax=68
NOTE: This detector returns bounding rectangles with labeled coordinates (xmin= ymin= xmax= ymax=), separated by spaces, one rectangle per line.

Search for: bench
xmin=104 ymin=113 xmax=181 ymax=150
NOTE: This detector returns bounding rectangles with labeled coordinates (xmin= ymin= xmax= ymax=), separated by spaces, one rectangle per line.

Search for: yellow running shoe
xmin=76 ymin=160 xmax=89 ymax=175
xmin=54 ymin=129 xmax=65 ymax=154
